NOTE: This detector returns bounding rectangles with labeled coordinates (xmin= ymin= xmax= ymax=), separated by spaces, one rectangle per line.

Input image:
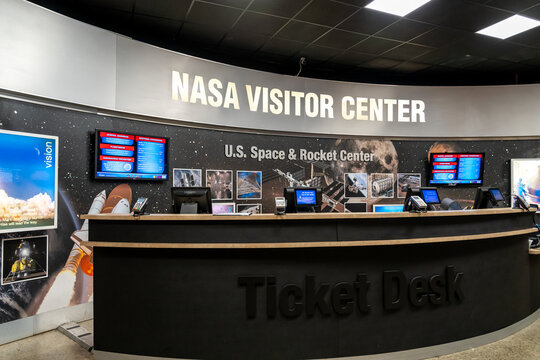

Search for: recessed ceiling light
xmin=476 ymin=15 xmax=540 ymax=39
xmin=365 ymin=0 xmax=433 ymax=17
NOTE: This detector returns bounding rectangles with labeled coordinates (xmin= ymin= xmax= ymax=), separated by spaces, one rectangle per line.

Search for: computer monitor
xmin=420 ymin=188 xmax=441 ymax=204
xmin=473 ymin=187 xmax=504 ymax=209
xmin=373 ymin=204 xmax=404 ymax=213
xmin=283 ymin=187 xmax=322 ymax=213
xmin=489 ymin=188 xmax=504 ymax=202
xmin=171 ymin=187 xmax=212 ymax=214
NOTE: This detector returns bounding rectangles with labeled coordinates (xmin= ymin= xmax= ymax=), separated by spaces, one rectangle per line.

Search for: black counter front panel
xmin=94 ymin=236 xmax=530 ymax=360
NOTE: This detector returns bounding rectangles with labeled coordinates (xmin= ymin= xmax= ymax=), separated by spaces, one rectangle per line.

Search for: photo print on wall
xmin=237 ymin=204 xmax=262 ymax=214
xmin=2 ymin=235 xmax=48 ymax=285
xmin=511 ymin=159 xmax=540 ymax=206
xmin=344 ymin=173 xmax=367 ymax=198
xmin=397 ymin=173 xmax=421 ymax=198
xmin=173 ymin=168 xmax=202 ymax=187
xmin=236 ymin=171 xmax=262 ymax=200
xmin=370 ymin=173 xmax=395 ymax=198
xmin=206 ymin=170 xmax=233 ymax=200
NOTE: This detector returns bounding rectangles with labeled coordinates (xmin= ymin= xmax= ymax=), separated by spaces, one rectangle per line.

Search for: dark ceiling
xmin=28 ymin=0 xmax=540 ymax=85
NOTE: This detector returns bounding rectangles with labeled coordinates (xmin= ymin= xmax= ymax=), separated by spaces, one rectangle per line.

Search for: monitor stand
xmin=180 ymin=202 xmax=198 ymax=214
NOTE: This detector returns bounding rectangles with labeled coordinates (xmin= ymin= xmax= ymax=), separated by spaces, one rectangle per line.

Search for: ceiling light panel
xmin=476 ymin=15 xmax=540 ymax=39
xmin=365 ymin=0 xmax=433 ymax=17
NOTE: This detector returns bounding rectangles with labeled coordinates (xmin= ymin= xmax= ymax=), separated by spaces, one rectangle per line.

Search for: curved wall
xmin=1 ymin=0 xmax=540 ymax=138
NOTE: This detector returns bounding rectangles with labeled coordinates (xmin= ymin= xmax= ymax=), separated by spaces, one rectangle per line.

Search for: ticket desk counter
xmin=81 ymin=208 xmax=540 ymax=360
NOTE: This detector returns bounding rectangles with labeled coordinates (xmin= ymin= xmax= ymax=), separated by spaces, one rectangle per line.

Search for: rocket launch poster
xmin=0 ymin=130 xmax=57 ymax=233
xmin=0 ymin=97 xmax=539 ymax=325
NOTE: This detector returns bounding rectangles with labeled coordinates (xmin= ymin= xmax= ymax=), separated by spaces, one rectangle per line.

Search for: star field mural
xmin=0 ymin=97 xmax=539 ymax=324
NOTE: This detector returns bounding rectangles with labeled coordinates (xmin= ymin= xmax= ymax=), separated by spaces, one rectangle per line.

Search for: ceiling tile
xmin=248 ymin=0 xmax=311 ymax=18
xmin=359 ymin=57 xmax=402 ymax=69
xmin=351 ymin=37 xmax=402 ymax=55
xmin=338 ymin=8 xmax=399 ymax=35
xmin=521 ymin=3 xmax=540 ymax=19
xmin=376 ymin=19 xmax=433 ymax=42
xmin=332 ymin=50 xmax=375 ymax=65
xmin=134 ymin=0 xmax=190 ymax=21
xmin=411 ymin=27 xmax=467 ymax=47
xmin=232 ymin=12 xmax=288 ymax=36
xmin=485 ymin=0 xmax=540 ymax=12
xmin=392 ymin=61 xmax=432 ymax=72
xmin=204 ymin=0 xmax=252 ymax=8
xmin=260 ymin=37 xmax=308 ymax=56
xmin=440 ymin=54 xmax=488 ymax=68
xmin=314 ymin=29 xmax=366 ymax=49
xmin=179 ymin=22 xmax=227 ymax=45
xmin=275 ymin=20 xmax=330 ymax=43
xmin=298 ymin=45 xmax=343 ymax=63
xmin=220 ymin=31 xmax=268 ymax=51
xmin=508 ymin=26 xmax=540 ymax=45
xmin=496 ymin=44 xmax=540 ymax=62
xmin=186 ymin=2 xmax=243 ymax=29
xmin=133 ymin=14 xmax=181 ymax=37
xmin=383 ymin=43 xmax=433 ymax=60
xmin=295 ymin=0 xmax=356 ymax=27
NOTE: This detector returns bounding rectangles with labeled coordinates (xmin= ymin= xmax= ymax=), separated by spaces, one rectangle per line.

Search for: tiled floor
xmin=1 ymin=316 xmax=540 ymax=360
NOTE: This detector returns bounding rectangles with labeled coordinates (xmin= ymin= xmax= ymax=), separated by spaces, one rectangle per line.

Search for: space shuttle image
xmin=37 ymin=184 xmax=132 ymax=313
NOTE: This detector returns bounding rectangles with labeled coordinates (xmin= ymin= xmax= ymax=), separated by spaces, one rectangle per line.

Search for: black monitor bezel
xmin=428 ymin=152 xmax=485 ymax=187
xmin=171 ymin=187 xmax=212 ymax=214
xmin=473 ymin=187 xmax=501 ymax=209
xmin=94 ymin=129 xmax=169 ymax=181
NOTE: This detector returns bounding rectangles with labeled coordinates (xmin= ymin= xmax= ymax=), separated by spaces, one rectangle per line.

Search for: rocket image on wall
xmin=37 ymin=184 xmax=132 ymax=313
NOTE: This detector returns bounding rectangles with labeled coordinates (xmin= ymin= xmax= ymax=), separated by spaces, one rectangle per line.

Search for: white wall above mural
xmin=1 ymin=0 xmax=539 ymax=138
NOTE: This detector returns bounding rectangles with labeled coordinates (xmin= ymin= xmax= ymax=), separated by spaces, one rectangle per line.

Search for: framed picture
xmin=370 ymin=173 xmax=395 ymax=198
xmin=237 ymin=204 xmax=262 ymax=214
xmin=2 ymin=235 xmax=48 ymax=285
xmin=397 ymin=173 xmax=421 ymax=198
xmin=344 ymin=173 xmax=368 ymax=198
xmin=173 ymin=168 xmax=202 ymax=187
xmin=236 ymin=171 xmax=262 ymax=200
xmin=206 ymin=170 xmax=233 ymax=200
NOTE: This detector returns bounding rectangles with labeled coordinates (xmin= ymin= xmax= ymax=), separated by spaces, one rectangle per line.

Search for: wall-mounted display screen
xmin=428 ymin=153 xmax=484 ymax=186
xmin=95 ymin=130 xmax=168 ymax=180
xmin=0 ymin=129 xmax=58 ymax=233
xmin=511 ymin=159 xmax=540 ymax=206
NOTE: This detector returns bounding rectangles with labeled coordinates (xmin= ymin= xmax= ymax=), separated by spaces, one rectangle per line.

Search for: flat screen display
xmin=295 ymin=189 xmax=317 ymax=205
xmin=421 ymin=189 xmax=440 ymax=204
xmin=211 ymin=203 xmax=235 ymax=214
xmin=489 ymin=188 xmax=504 ymax=201
xmin=510 ymin=159 xmax=540 ymax=206
xmin=0 ymin=130 xmax=58 ymax=233
xmin=373 ymin=204 xmax=403 ymax=213
xmin=429 ymin=153 xmax=484 ymax=186
xmin=95 ymin=130 xmax=168 ymax=180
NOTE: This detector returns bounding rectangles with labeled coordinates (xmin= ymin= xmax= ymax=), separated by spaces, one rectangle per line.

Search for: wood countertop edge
xmin=79 ymin=208 xmax=532 ymax=221
xmin=81 ymin=227 xmax=537 ymax=249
